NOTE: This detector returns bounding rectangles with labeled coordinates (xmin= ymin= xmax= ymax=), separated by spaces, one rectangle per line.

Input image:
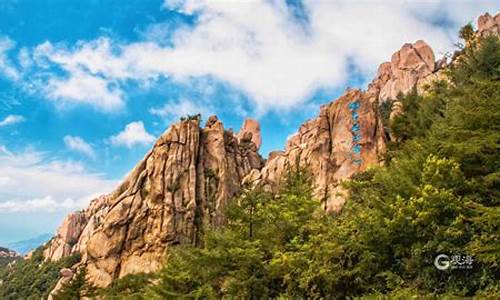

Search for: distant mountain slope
xmin=0 ymin=246 xmax=18 ymax=257
xmin=6 ymin=233 xmax=52 ymax=255
xmin=0 ymin=246 xmax=19 ymax=268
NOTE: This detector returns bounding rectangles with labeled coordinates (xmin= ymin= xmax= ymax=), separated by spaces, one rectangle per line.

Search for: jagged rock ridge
xmin=478 ymin=12 xmax=500 ymax=37
xmin=45 ymin=116 xmax=263 ymax=287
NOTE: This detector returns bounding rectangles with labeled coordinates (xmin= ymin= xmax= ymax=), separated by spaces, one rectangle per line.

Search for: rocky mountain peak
xmin=368 ymin=39 xmax=436 ymax=101
xmin=246 ymin=88 xmax=386 ymax=213
xmin=43 ymin=116 xmax=263 ymax=287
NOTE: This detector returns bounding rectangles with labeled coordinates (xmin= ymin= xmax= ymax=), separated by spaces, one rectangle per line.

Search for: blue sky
xmin=0 ymin=0 xmax=498 ymax=245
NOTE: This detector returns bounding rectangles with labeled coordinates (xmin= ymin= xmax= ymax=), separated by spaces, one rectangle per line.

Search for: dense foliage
xmin=0 ymin=248 xmax=19 ymax=270
xmin=0 ymin=247 xmax=81 ymax=300
xmin=0 ymin=257 xmax=19 ymax=270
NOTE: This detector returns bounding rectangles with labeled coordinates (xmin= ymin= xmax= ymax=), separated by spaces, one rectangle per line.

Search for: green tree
xmin=52 ymin=268 xmax=97 ymax=300
xmin=0 ymin=247 xmax=81 ymax=300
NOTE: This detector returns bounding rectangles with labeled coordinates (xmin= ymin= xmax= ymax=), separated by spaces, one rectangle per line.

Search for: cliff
xmin=44 ymin=116 xmax=263 ymax=287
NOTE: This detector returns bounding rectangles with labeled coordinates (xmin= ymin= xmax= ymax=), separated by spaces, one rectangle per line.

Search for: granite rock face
xmin=368 ymin=40 xmax=436 ymax=102
xmin=44 ymin=117 xmax=263 ymax=287
xmin=43 ymin=212 xmax=88 ymax=261
xmin=237 ymin=118 xmax=262 ymax=150
xmin=247 ymin=38 xmax=447 ymax=212
xmin=248 ymin=89 xmax=386 ymax=213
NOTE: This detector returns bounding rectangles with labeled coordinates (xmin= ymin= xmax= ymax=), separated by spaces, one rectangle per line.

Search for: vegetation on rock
xmin=0 ymin=247 xmax=81 ymax=300
xmin=180 ymin=113 xmax=202 ymax=122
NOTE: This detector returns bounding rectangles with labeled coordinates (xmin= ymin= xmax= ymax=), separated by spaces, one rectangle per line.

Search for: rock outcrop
xmin=237 ymin=118 xmax=262 ymax=150
xmin=0 ymin=247 xmax=18 ymax=258
xmin=44 ymin=117 xmax=263 ymax=287
xmin=245 ymin=38 xmax=454 ymax=213
xmin=368 ymin=40 xmax=437 ymax=102
xmin=247 ymin=89 xmax=386 ymax=213
xmin=48 ymin=268 xmax=76 ymax=300
xmin=43 ymin=212 xmax=88 ymax=261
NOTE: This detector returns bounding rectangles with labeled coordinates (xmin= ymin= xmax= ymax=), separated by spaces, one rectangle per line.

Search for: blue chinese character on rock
xmin=348 ymin=100 xmax=363 ymax=164
xmin=352 ymin=144 xmax=362 ymax=154
xmin=352 ymin=111 xmax=359 ymax=122
xmin=348 ymin=101 xmax=360 ymax=111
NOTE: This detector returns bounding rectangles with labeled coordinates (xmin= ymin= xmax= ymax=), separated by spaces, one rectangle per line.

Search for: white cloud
xmin=0 ymin=114 xmax=25 ymax=127
xmin=150 ymin=98 xmax=213 ymax=121
xmin=21 ymin=40 xmax=126 ymax=111
xmin=64 ymin=135 xmax=96 ymax=159
xmin=46 ymin=69 xmax=124 ymax=111
xmin=7 ymin=1 xmax=500 ymax=114
xmin=0 ymin=36 xmax=19 ymax=80
xmin=110 ymin=121 xmax=155 ymax=148
xmin=0 ymin=195 xmax=94 ymax=213
xmin=0 ymin=145 xmax=117 ymax=213
xmin=0 ymin=176 xmax=12 ymax=185
xmin=17 ymin=47 xmax=33 ymax=69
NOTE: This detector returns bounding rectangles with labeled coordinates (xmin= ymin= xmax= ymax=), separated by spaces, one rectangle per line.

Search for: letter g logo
xmin=434 ymin=254 xmax=450 ymax=270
